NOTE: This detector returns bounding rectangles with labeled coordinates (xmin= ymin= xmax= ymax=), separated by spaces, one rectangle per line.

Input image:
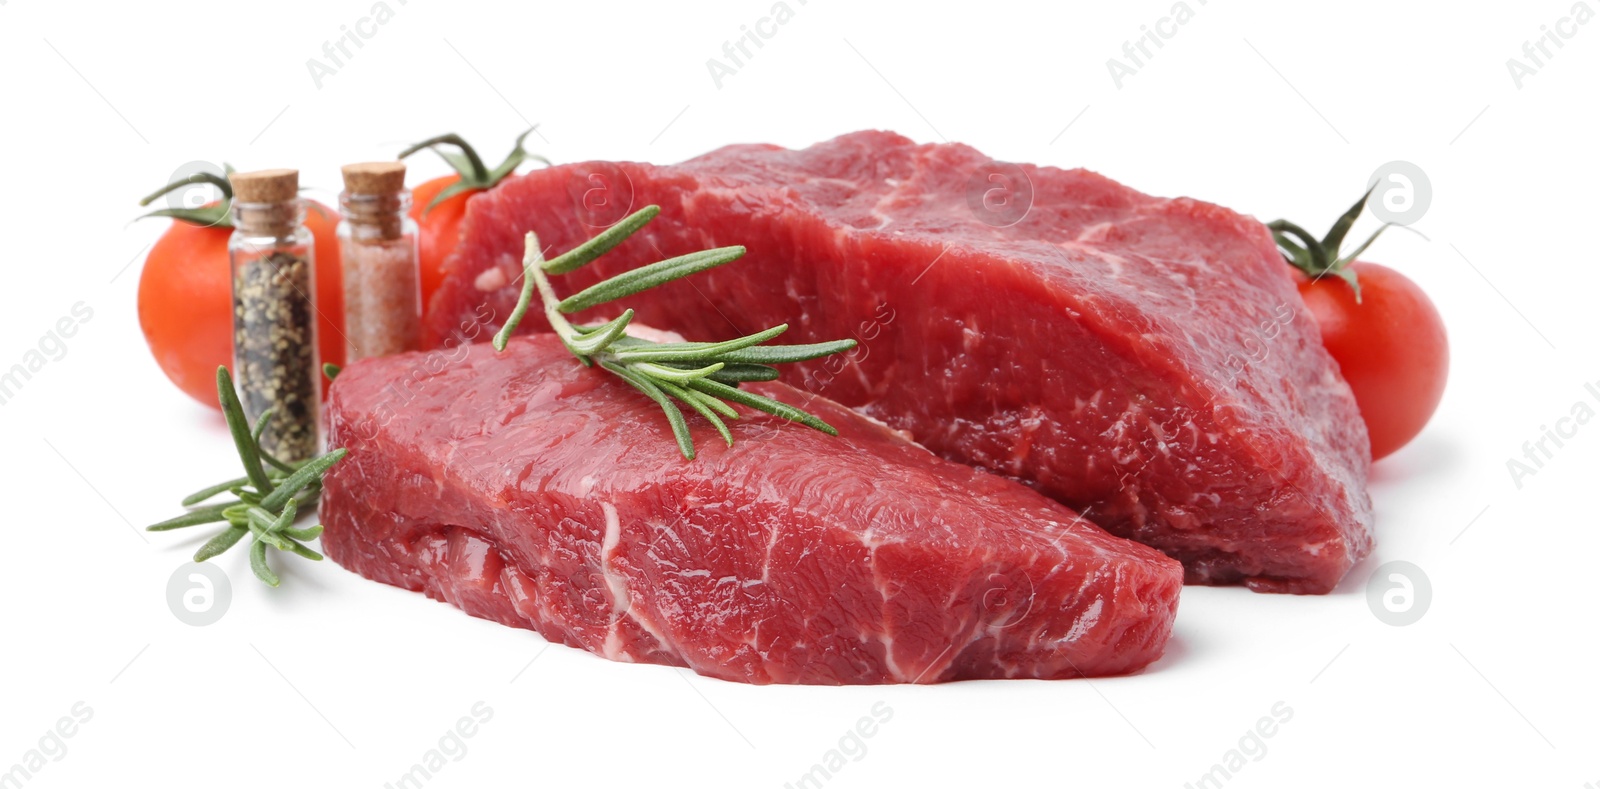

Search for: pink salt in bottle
xmin=337 ymin=162 xmax=420 ymax=361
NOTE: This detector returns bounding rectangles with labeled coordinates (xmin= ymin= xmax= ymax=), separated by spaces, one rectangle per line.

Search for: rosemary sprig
xmin=147 ymin=367 xmax=346 ymax=587
xmin=492 ymin=205 xmax=857 ymax=460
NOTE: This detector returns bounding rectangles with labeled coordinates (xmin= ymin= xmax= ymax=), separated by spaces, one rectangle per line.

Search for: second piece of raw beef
xmin=424 ymin=131 xmax=1375 ymax=593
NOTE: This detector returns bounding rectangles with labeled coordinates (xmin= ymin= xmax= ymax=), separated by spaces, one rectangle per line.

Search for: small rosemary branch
xmin=147 ymin=367 xmax=346 ymax=586
xmin=492 ymin=205 xmax=857 ymax=459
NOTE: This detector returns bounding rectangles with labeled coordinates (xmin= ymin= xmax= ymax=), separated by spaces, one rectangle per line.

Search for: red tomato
xmin=409 ymin=175 xmax=472 ymax=311
xmin=138 ymin=202 xmax=344 ymax=409
xmin=401 ymin=129 xmax=548 ymax=311
xmin=1296 ymin=261 xmax=1448 ymax=460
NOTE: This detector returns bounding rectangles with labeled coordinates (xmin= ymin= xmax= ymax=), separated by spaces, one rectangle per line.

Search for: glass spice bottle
xmin=338 ymin=161 xmax=420 ymax=362
xmin=227 ymin=168 xmax=320 ymax=464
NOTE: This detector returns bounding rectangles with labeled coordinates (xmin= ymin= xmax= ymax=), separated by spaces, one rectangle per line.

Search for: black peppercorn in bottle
xmin=227 ymin=169 xmax=320 ymax=463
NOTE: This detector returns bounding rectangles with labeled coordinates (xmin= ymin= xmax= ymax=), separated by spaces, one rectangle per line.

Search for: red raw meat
xmin=319 ymin=335 xmax=1183 ymax=684
xmin=424 ymin=131 xmax=1374 ymax=594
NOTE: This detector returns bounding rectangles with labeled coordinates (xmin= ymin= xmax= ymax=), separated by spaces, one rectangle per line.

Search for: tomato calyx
xmin=137 ymin=165 xmax=336 ymax=229
xmin=1268 ymin=186 xmax=1395 ymax=303
xmin=137 ymin=165 xmax=238 ymax=229
xmin=398 ymin=127 xmax=549 ymax=214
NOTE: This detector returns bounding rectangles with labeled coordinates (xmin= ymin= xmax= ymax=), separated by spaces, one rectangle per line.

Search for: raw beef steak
xmin=423 ymin=131 xmax=1374 ymax=593
xmin=319 ymin=335 xmax=1183 ymax=684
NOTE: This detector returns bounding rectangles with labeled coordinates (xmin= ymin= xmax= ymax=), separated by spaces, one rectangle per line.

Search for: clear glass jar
xmin=229 ymin=199 xmax=321 ymax=463
xmin=337 ymin=189 xmax=420 ymax=361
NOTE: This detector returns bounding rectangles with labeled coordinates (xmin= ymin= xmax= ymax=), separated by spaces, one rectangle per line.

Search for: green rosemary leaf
xmin=148 ymin=501 xmax=236 ymax=532
xmin=557 ymin=246 xmax=745 ymax=314
xmin=282 ymin=524 xmax=323 ymax=541
xmin=229 ymin=487 xmax=264 ymax=506
xmin=542 ymin=205 xmax=661 ymax=275
xmin=255 ymin=431 xmax=308 ymax=475
xmin=280 ymin=539 xmax=325 ymax=562
xmin=245 ymin=508 xmax=294 ymax=551
xmin=493 ymin=233 xmax=548 ymax=351
xmin=604 ymin=338 xmax=712 ymax=356
xmin=630 ymin=361 xmax=724 ymax=384
xmin=584 ymin=333 xmax=651 ymax=350
xmin=601 ymin=360 xmax=696 ymax=460
xmin=609 ymin=325 xmax=788 ymax=363
xmin=715 ymin=339 xmax=859 ymax=365
xmin=194 ymin=524 xmax=249 ymax=562
xmin=258 ymin=449 xmax=347 ymax=512
xmin=251 ymin=407 xmax=277 ymax=445
xmin=271 ymin=499 xmax=298 ymax=534
xmin=656 ymin=379 xmax=733 ymax=447
xmin=686 ymin=378 xmax=838 ymax=436
xmin=250 ymin=539 xmax=280 ymax=587
xmin=217 ymin=367 xmax=274 ymax=495
xmin=701 ymin=363 xmax=781 ymax=384
xmin=678 ymin=385 xmax=740 ymax=420
xmin=181 ymin=478 xmax=249 ymax=507
xmin=565 ymin=310 xmax=635 ymax=357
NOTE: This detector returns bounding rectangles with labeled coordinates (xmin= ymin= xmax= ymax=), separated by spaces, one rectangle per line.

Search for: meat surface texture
xmin=424 ymin=131 xmax=1374 ymax=594
xmin=320 ymin=336 xmax=1184 ymax=684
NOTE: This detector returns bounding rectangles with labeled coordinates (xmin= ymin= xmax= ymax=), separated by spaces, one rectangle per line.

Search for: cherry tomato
xmin=1296 ymin=261 xmax=1447 ymax=460
xmin=409 ymin=175 xmax=471 ymax=311
xmin=138 ymin=201 xmax=343 ymax=409
xmin=401 ymin=129 xmax=547 ymax=311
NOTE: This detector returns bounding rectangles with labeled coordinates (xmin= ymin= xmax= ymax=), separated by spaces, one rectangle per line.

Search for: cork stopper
xmin=230 ymin=168 xmax=299 ymax=204
xmin=341 ymin=161 xmax=407 ymax=196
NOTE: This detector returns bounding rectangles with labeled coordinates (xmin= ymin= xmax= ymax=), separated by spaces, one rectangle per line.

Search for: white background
xmin=2 ymin=0 xmax=1596 ymax=786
